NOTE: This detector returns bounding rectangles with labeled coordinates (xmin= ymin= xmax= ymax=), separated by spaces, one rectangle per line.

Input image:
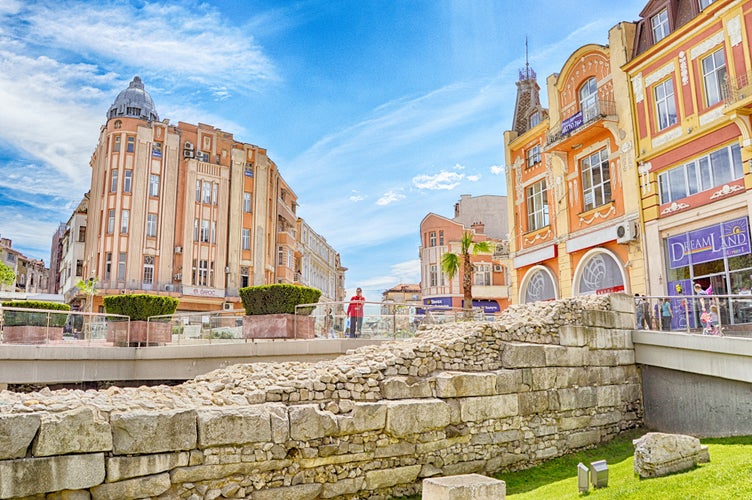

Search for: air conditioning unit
xmin=183 ymin=149 xmax=195 ymax=159
xmin=222 ymin=302 xmax=233 ymax=311
xmin=616 ymin=221 xmax=638 ymax=244
xmin=184 ymin=141 xmax=194 ymax=150
xmin=493 ymin=264 xmax=503 ymax=272
xmin=165 ymin=284 xmax=175 ymax=292
xmin=174 ymin=246 xmax=182 ymax=254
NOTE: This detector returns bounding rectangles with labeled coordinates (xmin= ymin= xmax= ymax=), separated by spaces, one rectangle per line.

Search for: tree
xmin=76 ymin=277 xmax=98 ymax=313
xmin=0 ymin=261 xmax=15 ymax=289
xmin=440 ymin=231 xmax=494 ymax=315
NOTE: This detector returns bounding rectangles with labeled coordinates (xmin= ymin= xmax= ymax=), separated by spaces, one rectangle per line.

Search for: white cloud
xmin=490 ymin=165 xmax=505 ymax=175
xmin=376 ymin=191 xmax=405 ymax=206
xmin=412 ymin=171 xmax=465 ymax=190
xmin=348 ymin=190 xmax=366 ymax=202
xmin=466 ymin=174 xmax=481 ymax=182
xmin=453 ymin=163 xmax=466 ymax=171
xmin=354 ymin=259 xmax=421 ymax=296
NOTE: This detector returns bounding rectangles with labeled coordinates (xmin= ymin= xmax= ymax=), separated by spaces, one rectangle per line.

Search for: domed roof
xmin=107 ymin=76 xmax=159 ymax=122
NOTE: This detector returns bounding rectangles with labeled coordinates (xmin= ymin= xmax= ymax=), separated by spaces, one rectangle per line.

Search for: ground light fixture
xmin=577 ymin=462 xmax=590 ymax=493
xmin=589 ymin=459 xmax=609 ymax=488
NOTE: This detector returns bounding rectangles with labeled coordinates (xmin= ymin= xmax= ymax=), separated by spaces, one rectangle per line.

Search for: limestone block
xmin=111 ymin=409 xmax=197 ymax=455
xmin=268 ymin=403 xmax=290 ymax=443
xmin=321 ymin=477 xmax=364 ymax=498
xmin=0 ymin=453 xmax=105 ymax=499
xmin=595 ymin=385 xmax=620 ymax=408
xmin=501 ymin=344 xmax=546 ymax=368
xmin=250 ymin=483 xmax=323 ymax=500
xmin=337 ymin=402 xmax=387 ymax=435
xmin=494 ymin=369 xmax=524 ymax=394
xmin=46 ymin=490 xmax=91 ymax=500
xmin=435 ymin=372 xmax=497 ymax=398
xmin=609 ymin=293 xmax=635 ymax=313
xmin=555 ymin=387 xmax=596 ymax=411
xmin=442 ymin=460 xmax=487 ymax=476
xmin=422 ymin=474 xmax=506 ymax=500
xmin=592 ymin=329 xmax=634 ymax=349
xmin=364 ymin=464 xmax=421 ymax=490
xmin=380 ymin=376 xmax=432 ymax=399
xmin=0 ymin=413 xmax=40 ymax=460
xmin=633 ymin=432 xmax=710 ymax=478
xmin=582 ymin=310 xmax=634 ymax=330
xmin=374 ymin=441 xmax=416 ymax=458
xmin=559 ymin=325 xmax=587 ymax=347
xmin=518 ymin=391 xmax=549 ymax=416
xmin=90 ymin=472 xmax=170 ymax=500
xmin=106 ymin=451 xmax=189 ymax=482
xmin=289 ymin=404 xmax=338 ymax=441
xmin=566 ymin=429 xmax=601 ymax=449
xmin=385 ymin=399 xmax=451 ymax=437
xmin=544 ymin=345 xmax=587 ymax=366
xmin=197 ymin=406 xmax=273 ymax=447
xmin=458 ymin=395 xmax=518 ymax=422
xmin=485 ymin=453 xmax=526 ymax=472
xmin=170 ymin=460 xmax=291 ymax=483
xmin=33 ymin=407 xmax=112 ymax=457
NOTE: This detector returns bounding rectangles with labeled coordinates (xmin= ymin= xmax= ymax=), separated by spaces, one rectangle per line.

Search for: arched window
xmin=574 ymin=249 xmax=626 ymax=295
xmin=521 ymin=266 xmax=557 ymax=303
xmin=579 ymin=77 xmax=599 ymax=121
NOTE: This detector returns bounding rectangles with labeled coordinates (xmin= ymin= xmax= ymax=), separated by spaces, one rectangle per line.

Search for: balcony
xmin=724 ymin=70 xmax=752 ymax=113
xmin=546 ymin=99 xmax=616 ymax=149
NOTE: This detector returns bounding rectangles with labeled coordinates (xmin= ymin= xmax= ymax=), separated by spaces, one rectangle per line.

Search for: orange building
xmin=505 ymin=24 xmax=644 ymax=302
xmin=624 ymin=0 xmax=752 ymax=327
xmin=81 ymin=77 xmax=334 ymax=312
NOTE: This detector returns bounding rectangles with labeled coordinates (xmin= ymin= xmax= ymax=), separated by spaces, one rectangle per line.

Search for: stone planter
xmin=107 ymin=320 xmax=172 ymax=346
xmin=242 ymin=314 xmax=315 ymax=339
xmin=2 ymin=325 xmax=63 ymax=344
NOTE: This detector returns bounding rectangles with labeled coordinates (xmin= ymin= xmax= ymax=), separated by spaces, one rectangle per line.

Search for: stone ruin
xmin=633 ymin=432 xmax=710 ymax=478
xmin=0 ymin=293 xmax=642 ymax=499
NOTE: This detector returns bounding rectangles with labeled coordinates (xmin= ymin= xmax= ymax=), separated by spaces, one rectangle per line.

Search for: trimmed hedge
xmin=103 ymin=294 xmax=179 ymax=321
xmin=2 ymin=300 xmax=71 ymax=327
xmin=239 ymin=284 xmax=321 ymax=315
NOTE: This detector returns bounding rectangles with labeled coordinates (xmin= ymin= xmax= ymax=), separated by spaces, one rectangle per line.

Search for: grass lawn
xmin=398 ymin=429 xmax=752 ymax=499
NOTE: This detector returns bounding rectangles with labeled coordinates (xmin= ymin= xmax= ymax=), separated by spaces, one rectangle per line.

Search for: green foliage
xmin=239 ymin=284 xmax=322 ymax=315
xmin=103 ymin=294 xmax=179 ymax=321
xmin=2 ymin=300 xmax=71 ymax=327
xmin=0 ymin=261 xmax=14 ymax=286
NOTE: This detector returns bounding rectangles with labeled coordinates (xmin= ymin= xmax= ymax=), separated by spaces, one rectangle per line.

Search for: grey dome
xmin=107 ymin=76 xmax=159 ymax=122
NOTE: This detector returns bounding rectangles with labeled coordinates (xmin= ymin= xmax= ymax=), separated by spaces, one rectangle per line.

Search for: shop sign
xmin=472 ymin=299 xmax=500 ymax=313
xmin=423 ymin=297 xmax=452 ymax=307
xmin=183 ymin=287 xmax=225 ymax=297
xmin=562 ymin=111 xmax=583 ymax=135
xmin=667 ymin=217 xmax=750 ymax=269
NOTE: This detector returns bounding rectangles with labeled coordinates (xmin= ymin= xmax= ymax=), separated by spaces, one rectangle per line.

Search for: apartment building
xmin=77 ymin=76 xmax=341 ymax=312
xmin=296 ymin=219 xmax=342 ymax=303
xmin=419 ymin=195 xmax=510 ymax=314
xmin=47 ymin=195 xmax=89 ymax=305
xmin=625 ymin=0 xmax=752 ymax=327
xmin=0 ymin=238 xmax=49 ymax=295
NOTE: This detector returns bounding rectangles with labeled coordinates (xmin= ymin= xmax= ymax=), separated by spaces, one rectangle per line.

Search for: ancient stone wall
xmin=0 ymin=294 xmax=642 ymax=499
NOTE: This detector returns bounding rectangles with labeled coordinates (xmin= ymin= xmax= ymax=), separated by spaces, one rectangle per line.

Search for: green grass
xmin=396 ymin=429 xmax=752 ymax=499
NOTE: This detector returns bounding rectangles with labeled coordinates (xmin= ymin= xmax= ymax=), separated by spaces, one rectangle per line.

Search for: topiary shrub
xmin=239 ymin=284 xmax=321 ymax=316
xmin=2 ymin=300 xmax=70 ymax=327
xmin=103 ymin=294 xmax=179 ymax=321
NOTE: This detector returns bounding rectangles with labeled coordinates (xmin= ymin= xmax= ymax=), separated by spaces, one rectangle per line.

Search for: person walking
xmin=660 ymin=298 xmax=673 ymax=330
xmin=347 ymin=288 xmax=365 ymax=338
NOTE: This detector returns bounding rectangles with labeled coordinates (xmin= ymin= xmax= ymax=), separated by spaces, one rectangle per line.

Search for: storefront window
xmin=522 ymin=267 xmax=557 ymax=303
xmin=576 ymin=252 xmax=625 ymax=295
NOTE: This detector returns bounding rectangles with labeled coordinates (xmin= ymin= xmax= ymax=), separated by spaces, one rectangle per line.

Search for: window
xmin=212 ymin=183 xmax=218 ymax=205
xmin=654 ymin=78 xmax=677 ymax=131
xmin=196 ymin=151 xmax=209 ymax=162
xmin=113 ymin=136 xmax=121 ymax=152
xmin=579 ymin=77 xmax=599 ymax=121
xmin=193 ymin=218 xmax=199 ymax=241
xmin=78 ymin=226 xmax=86 ymax=243
xmin=149 ymin=175 xmax=160 ymax=197
xmin=75 ymin=259 xmax=83 ymax=277
xmin=104 ymin=252 xmax=112 ymax=280
xmin=117 ymin=252 xmax=126 ymax=281
xmin=430 ymin=264 xmax=438 ymax=287
xmin=474 ymin=263 xmax=492 ymax=286
xmin=529 ymin=111 xmax=541 ymax=128
xmin=429 ymin=232 xmax=436 ymax=247
xmin=195 ymin=180 xmax=201 ymax=202
xmin=659 ymin=143 xmax=742 ymax=204
xmin=240 ymin=266 xmax=249 ymax=288
xmin=123 ymin=169 xmax=132 ymax=193
xmin=699 ymin=0 xmax=714 ymax=9
xmin=110 ymin=169 xmax=119 ymax=192
xmin=152 ymin=143 xmax=162 ymax=157
xmin=242 ymin=228 xmax=251 ymax=250
xmin=143 ymin=256 xmax=154 ymax=285
xmin=651 ymin=8 xmax=669 ymax=42
xmin=200 ymin=220 xmax=209 ymax=242
xmin=203 ymin=181 xmax=211 ymax=204
xmin=198 ymin=260 xmax=208 ymax=286
xmin=526 ymin=180 xmax=549 ymax=231
xmin=146 ymin=214 xmax=157 ymax=237
xmin=581 ymin=148 xmax=611 ymax=211
xmin=126 ymin=137 xmax=135 ymax=153
xmin=107 ymin=210 xmax=115 ymax=234
xmin=526 ymin=144 xmax=542 ymax=167
xmin=120 ymin=210 xmax=129 ymax=234
xmin=702 ymin=48 xmax=727 ymax=107
xmin=278 ymin=246 xmax=284 ymax=266
xmin=439 ymin=231 xmax=444 ymax=245
xmin=243 ymin=192 xmax=252 ymax=212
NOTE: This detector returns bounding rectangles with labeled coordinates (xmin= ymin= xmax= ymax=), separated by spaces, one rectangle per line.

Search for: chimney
xmin=471 ymin=221 xmax=485 ymax=234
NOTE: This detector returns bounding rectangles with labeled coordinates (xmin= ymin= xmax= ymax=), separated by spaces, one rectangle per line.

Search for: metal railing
xmin=0 ymin=305 xmax=130 ymax=345
xmin=148 ymin=309 xmax=246 ymax=345
xmin=723 ymin=70 xmax=752 ymax=106
xmin=635 ymin=294 xmax=752 ymax=337
xmin=546 ymin=99 xmax=617 ymax=147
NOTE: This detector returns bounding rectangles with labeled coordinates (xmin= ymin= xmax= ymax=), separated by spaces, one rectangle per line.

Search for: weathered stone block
xmin=609 ymin=293 xmax=635 ymax=313
xmin=251 ymin=483 xmax=323 ymax=500
xmin=458 ymin=395 xmax=518 ymax=422
xmin=289 ymin=404 xmax=338 ymax=441
xmin=518 ymin=391 xmax=549 ymax=415
xmin=559 ymin=325 xmax=587 ymax=347
xmin=422 ymin=474 xmax=506 ymax=500
xmin=442 ymin=460 xmax=487 ymax=476
xmin=381 ymin=376 xmax=432 ymax=399
xmin=106 ymin=451 xmax=189 ymax=482
xmin=582 ymin=310 xmax=634 ymax=330
xmin=633 ymin=432 xmax=710 ymax=478
xmin=566 ymin=429 xmax=601 ymax=449
xmin=544 ymin=345 xmax=587 ymax=366
xmin=0 ymin=413 xmax=40 ymax=460
xmin=364 ymin=464 xmax=421 ymax=489
xmin=435 ymin=372 xmax=497 ymax=398
xmin=374 ymin=441 xmax=416 ymax=458
xmin=170 ymin=460 xmax=291 ymax=483
xmin=197 ymin=406 xmax=273 ymax=447
xmin=0 ymin=453 xmax=105 ymax=498
xmin=33 ymin=407 xmax=112 ymax=457
xmin=555 ymin=387 xmax=596 ymax=411
xmin=110 ymin=409 xmax=197 ymax=455
xmin=90 ymin=472 xmax=170 ymax=500
xmin=385 ymin=399 xmax=451 ymax=437
xmin=337 ymin=402 xmax=387 ymax=435
xmin=321 ymin=477 xmax=365 ymax=498
xmin=501 ymin=343 xmax=546 ymax=367
xmin=268 ymin=403 xmax=290 ymax=443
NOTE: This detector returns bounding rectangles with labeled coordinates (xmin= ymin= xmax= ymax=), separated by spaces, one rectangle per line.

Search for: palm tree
xmin=440 ymin=231 xmax=494 ymax=315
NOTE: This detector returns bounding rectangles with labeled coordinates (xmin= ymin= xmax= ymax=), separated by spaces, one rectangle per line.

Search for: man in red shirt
xmin=347 ymin=288 xmax=365 ymax=338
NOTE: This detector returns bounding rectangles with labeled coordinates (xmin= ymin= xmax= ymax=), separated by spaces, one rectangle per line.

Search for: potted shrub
xmin=239 ymin=284 xmax=321 ymax=339
xmin=1 ymin=300 xmax=70 ymax=344
xmin=103 ymin=294 xmax=179 ymax=346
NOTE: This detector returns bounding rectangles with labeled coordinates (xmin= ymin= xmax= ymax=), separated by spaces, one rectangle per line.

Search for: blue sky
xmin=0 ymin=0 xmax=646 ymax=298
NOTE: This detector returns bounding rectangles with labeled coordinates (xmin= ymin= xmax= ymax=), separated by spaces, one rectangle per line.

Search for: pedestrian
xmin=660 ymin=298 xmax=673 ymax=330
xmin=641 ymin=295 xmax=652 ymax=329
xmin=635 ymin=294 xmax=644 ymax=330
xmin=693 ymin=282 xmax=708 ymax=329
xmin=347 ymin=288 xmax=365 ymax=338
